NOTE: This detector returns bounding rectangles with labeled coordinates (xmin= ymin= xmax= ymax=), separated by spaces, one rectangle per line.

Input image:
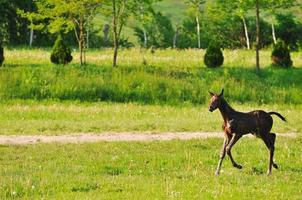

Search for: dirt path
xmin=0 ymin=132 xmax=298 ymax=145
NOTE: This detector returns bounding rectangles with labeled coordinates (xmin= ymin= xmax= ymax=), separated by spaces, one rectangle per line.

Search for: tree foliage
xmin=275 ymin=13 xmax=302 ymax=50
xmin=103 ymin=0 xmax=156 ymax=66
xmin=185 ymin=0 xmax=205 ymax=48
xmin=1 ymin=0 xmax=302 ymax=52
xmin=50 ymin=35 xmax=73 ymax=65
xmin=20 ymin=0 xmax=101 ymax=65
xmin=271 ymin=39 xmax=292 ymax=67
xmin=0 ymin=0 xmax=35 ymax=45
xmin=0 ymin=43 xmax=4 ymax=66
xmin=204 ymin=42 xmax=224 ymax=68
xmin=134 ymin=12 xmax=174 ymax=48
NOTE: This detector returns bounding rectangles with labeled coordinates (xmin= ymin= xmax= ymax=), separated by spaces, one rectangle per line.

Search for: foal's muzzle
xmin=209 ymin=106 xmax=214 ymax=112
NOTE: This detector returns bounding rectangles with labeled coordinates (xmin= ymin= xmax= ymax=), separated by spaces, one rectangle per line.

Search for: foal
xmin=209 ymin=89 xmax=286 ymax=175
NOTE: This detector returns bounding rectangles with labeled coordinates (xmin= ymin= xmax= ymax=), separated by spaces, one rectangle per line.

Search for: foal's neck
xmin=218 ymin=98 xmax=235 ymax=122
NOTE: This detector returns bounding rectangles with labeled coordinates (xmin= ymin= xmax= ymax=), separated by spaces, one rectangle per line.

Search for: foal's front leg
xmin=215 ymin=136 xmax=229 ymax=176
xmin=226 ymin=134 xmax=242 ymax=169
xmin=225 ymin=134 xmax=243 ymax=169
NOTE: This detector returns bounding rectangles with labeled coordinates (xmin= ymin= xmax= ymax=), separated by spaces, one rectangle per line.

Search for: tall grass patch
xmin=1 ymin=48 xmax=302 ymax=105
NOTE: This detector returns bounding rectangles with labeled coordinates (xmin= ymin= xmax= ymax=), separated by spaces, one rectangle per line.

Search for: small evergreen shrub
xmin=50 ymin=35 xmax=73 ymax=65
xmin=0 ymin=43 xmax=4 ymax=66
xmin=271 ymin=39 xmax=292 ymax=67
xmin=204 ymin=42 xmax=224 ymax=68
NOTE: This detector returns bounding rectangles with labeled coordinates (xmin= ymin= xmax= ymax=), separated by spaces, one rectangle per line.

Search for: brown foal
xmin=208 ymin=89 xmax=286 ymax=175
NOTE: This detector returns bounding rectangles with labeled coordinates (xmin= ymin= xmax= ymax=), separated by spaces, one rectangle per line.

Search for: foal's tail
xmin=268 ymin=112 xmax=286 ymax=122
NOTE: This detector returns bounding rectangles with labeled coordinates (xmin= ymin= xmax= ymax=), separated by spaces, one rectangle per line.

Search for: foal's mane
xmin=220 ymin=97 xmax=235 ymax=113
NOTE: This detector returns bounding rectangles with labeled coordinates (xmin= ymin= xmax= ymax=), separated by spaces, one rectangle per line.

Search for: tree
xmin=185 ymin=0 xmax=205 ymax=49
xmin=218 ymin=0 xmax=253 ymax=49
xmin=204 ymin=42 xmax=224 ymax=68
xmin=265 ymin=0 xmax=296 ymax=44
xmin=275 ymin=13 xmax=301 ymax=50
xmin=50 ymin=35 xmax=73 ymax=65
xmin=255 ymin=0 xmax=260 ymax=71
xmin=104 ymin=0 xmax=154 ymax=67
xmin=0 ymin=43 xmax=4 ymax=67
xmin=0 ymin=0 xmax=35 ymax=45
xmin=20 ymin=0 xmax=101 ymax=65
xmin=134 ymin=12 xmax=174 ymax=48
xmin=137 ymin=3 xmax=154 ymax=48
xmin=271 ymin=39 xmax=292 ymax=67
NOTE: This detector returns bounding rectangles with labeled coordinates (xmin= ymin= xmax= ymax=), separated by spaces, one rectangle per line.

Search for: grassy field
xmin=0 ymin=48 xmax=301 ymax=199
xmin=0 ymin=100 xmax=300 ymax=135
xmin=1 ymin=48 xmax=302 ymax=105
xmin=1 ymin=48 xmax=301 ymax=134
xmin=1 ymin=137 xmax=302 ymax=199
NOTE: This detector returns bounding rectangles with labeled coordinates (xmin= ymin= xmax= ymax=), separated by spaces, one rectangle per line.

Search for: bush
xmin=271 ymin=39 xmax=292 ymax=67
xmin=50 ymin=35 xmax=73 ymax=65
xmin=275 ymin=13 xmax=301 ymax=51
xmin=204 ymin=42 xmax=224 ymax=68
xmin=0 ymin=43 xmax=4 ymax=66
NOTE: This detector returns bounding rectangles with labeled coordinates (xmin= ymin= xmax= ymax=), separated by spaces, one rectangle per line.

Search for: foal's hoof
xmin=273 ymin=163 xmax=278 ymax=169
xmin=234 ymin=164 xmax=242 ymax=169
xmin=267 ymin=170 xmax=272 ymax=176
xmin=215 ymin=171 xmax=220 ymax=176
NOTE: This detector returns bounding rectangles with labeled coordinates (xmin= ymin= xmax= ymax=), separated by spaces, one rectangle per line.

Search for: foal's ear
xmin=219 ymin=89 xmax=224 ymax=96
xmin=208 ymin=91 xmax=215 ymax=96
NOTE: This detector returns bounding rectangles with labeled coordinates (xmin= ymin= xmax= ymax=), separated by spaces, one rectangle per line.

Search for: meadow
xmin=1 ymin=137 xmax=302 ymax=199
xmin=1 ymin=48 xmax=302 ymax=199
xmin=0 ymin=48 xmax=301 ymax=134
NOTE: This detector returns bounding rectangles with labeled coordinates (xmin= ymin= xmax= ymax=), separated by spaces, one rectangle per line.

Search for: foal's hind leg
xmin=270 ymin=133 xmax=278 ymax=169
xmin=261 ymin=133 xmax=277 ymax=175
xmin=226 ymin=134 xmax=242 ymax=169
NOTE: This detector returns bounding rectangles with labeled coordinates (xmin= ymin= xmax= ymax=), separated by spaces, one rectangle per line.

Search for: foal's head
xmin=208 ymin=89 xmax=224 ymax=112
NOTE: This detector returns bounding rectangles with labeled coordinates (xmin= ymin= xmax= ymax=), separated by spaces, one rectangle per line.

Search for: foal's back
xmin=228 ymin=110 xmax=273 ymax=136
xmin=246 ymin=110 xmax=273 ymax=136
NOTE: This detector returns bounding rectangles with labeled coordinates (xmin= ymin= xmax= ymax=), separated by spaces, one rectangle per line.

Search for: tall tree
xmin=134 ymin=11 xmax=174 ymax=48
xmin=20 ymin=0 xmax=101 ymax=65
xmin=104 ymin=0 xmax=153 ymax=67
xmin=137 ymin=4 xmax=154 ymax=48
xmin=185 ymin=0 xmax=205 ymax=49
xmin=0 ymin=0 xmax=35 ymax=45
xmin=265 ymin=0 xmax=296 ymax=44
xmin=218 ymin=0 xmax=253 ymax=49
xmin=256 ymin=0 xmax=260 ymax=71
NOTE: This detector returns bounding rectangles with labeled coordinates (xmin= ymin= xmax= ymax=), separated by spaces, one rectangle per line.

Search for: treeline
xmin=0 ymin=0 xmax=302 ymax=68
xmin=1 ymin=0 xmax=302 ymax=49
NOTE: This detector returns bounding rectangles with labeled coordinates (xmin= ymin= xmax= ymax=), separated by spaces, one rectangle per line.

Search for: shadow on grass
xmin=71 ymin=183 xmax=100 ymax=193
xmin=250 ymin=167 xmax=266 ymax=175
xmin=102 ymin=166 xmax=124 ymax=176
xmin=280 ymin=166 xmax=302 ymax=174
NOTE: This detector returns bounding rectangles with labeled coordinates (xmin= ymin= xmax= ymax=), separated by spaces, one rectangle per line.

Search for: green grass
xmin=1 ymin=48 xmax=302 ymax=105
xmin=1 ymin=137 xmax=302 ymax=199
xmin=1 ymin=48 xmax=302 ymax=199
xmin=0 ymin=100 xmax=299 ymax=135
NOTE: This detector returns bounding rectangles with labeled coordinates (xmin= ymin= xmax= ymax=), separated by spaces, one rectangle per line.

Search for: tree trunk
xmin=103 ymin=24 xmax=110 ymax=45
xmin=79 ymin=19 xmax=86 ymax=66
xmin=86 ymin=26 xmax=89 ymax=49
xmin=271 ymin=23 xmax=277 ymax=44
xmin=173 ymin=27 xmax=179 ymax=49
xmin=143 ymin=29 xmax=147 ymax=48
xmin=29 ymin=28 xmax=34 ymax=47
xmin=196 ymin=15 xmax=201 ymax=49
xmin=255 ymin=0 xmax=260 ymax=71
xmin=112 ymin=0 xmax=118 ymax=67
xmin=242 ymin=17 xmax=250 ymax=50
